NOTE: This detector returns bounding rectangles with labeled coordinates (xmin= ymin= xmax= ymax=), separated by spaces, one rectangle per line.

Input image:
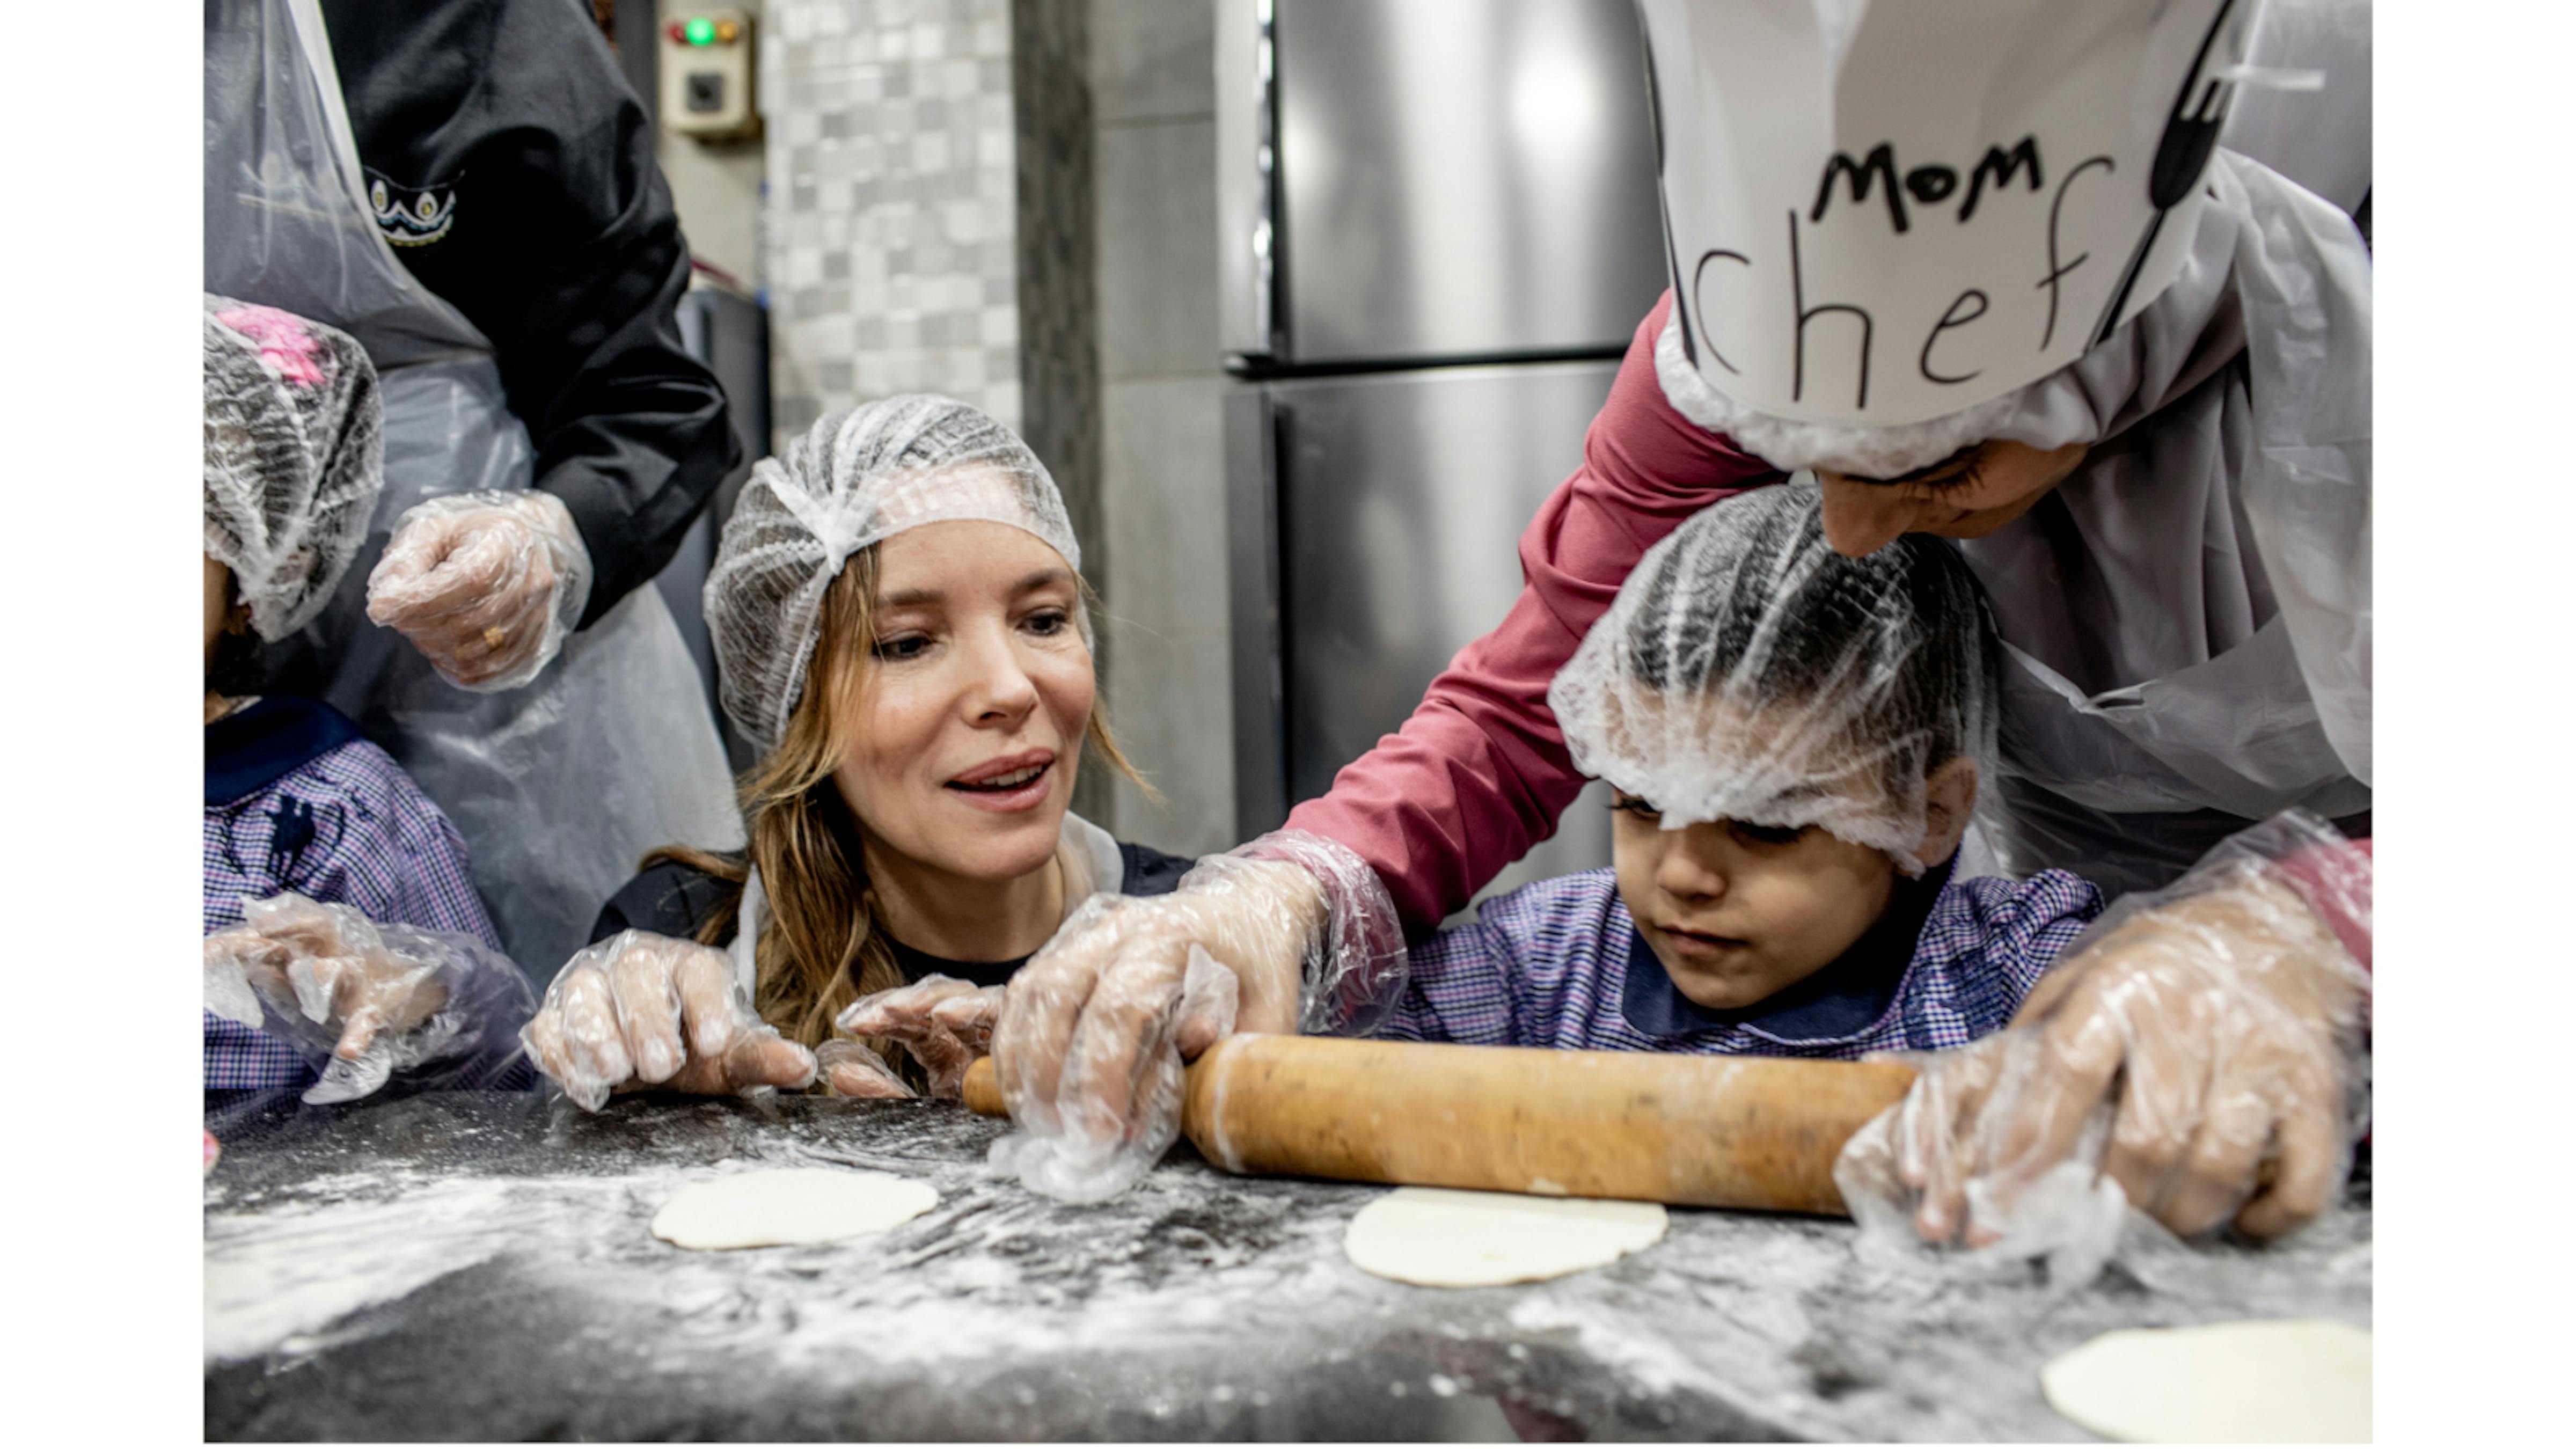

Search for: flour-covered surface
xmin=203 ymin=1092 xmax=2370 ymax=1441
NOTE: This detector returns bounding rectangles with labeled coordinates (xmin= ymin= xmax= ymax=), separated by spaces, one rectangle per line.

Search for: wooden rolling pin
xmin=959 ymin=1036 xmax=1914 ymax=1216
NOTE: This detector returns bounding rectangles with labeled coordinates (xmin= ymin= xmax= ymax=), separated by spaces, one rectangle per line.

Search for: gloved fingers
xmin=2233 ymin=1058 xmax=2345 ymax=1240
xmin=364 ymin=512 xmax=463 ymax=597
xmin=607 ymin=938 xmax=689 ymax=1085
xmin=817 ymin=1040 xmax=916 ymax=1099
xmin=1172 ymin=945 xmax=1241 ymax=1060
xmin=1890 ymin=1041 xmax=2004 ymax=1242
xmin=552 ymin=963 xmax=636 ymax=1089
xmin=927 ymin=985 xmax=1006 ymax=1056
xmin=721 ymin=1029 xmax=819 ymax=1092
xmin=992 ymin=905 xmax=1127 ymax=1129
xmin=670 ymin=940 xmax=751 ymax=1059
xmin=837 ymin=974 xmax=982 ymax=1037
xmin=2152 ymin=1079 xmax=2274 ymax=1238
xmin=1960 ymin=1004 xmax=2126 ymax=1245
xmin=519 ymin=1005 xmax=573 ymax=1089
xmin=2096 ymin=1022 xmax=2213 ymax=1223
xmin=1056 ymin=948 xmax=1191 ymax=1147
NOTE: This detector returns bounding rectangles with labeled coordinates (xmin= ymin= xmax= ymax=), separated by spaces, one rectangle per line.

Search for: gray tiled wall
xmin=764 ymin=0 xmax=1023 ymax=448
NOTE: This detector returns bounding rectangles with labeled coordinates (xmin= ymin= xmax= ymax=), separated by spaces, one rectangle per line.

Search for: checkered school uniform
xmin=204 ymin=701 xmax=508 ymax=1093
xmin=1378 ymin=867 xmax=2104 ymax=1058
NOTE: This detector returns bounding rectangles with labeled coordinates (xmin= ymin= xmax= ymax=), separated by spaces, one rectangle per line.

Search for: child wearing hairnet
xmin=201 ymin=297 xmax=535 ymax=1106
xmin=1374 ymin=484 xmax=2104 ymax=1056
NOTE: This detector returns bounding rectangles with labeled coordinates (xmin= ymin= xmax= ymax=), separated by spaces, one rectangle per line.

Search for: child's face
xmin=1611 ymin=794 xmax=1897 ymax=1011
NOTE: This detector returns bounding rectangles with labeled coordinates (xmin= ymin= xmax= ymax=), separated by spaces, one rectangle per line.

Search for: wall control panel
xmin=658 ymin=7 xmax=758 ymax=141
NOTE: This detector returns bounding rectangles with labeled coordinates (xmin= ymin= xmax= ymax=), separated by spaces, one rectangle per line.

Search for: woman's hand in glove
xmin=1882 ymin=865 xmax=2367 ymax=1245
xmin=519 ymin=931 xmax=816 ymax=1111
xmin=836 ymin=975 xmax=1005 ymax=1098
xmin=365 ymin=490 xmax=591 ymax=692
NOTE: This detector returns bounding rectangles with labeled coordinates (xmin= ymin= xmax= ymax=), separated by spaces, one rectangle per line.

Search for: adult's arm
xmin=324 ymin=0 xmax=740 ymax=627
xmin=1283 ymin=293 xmax=1786 ymax=934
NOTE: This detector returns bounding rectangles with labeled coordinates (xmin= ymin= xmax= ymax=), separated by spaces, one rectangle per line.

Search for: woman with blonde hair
xmin=518 ymin=396 xmax=1192 ymax=1106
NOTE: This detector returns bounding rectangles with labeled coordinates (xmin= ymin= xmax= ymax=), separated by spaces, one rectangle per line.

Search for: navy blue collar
xmin=1620 ymin=855 xmax=1957 ymax=1044
xmin=205 ymin=696 xmax=367 ymax=807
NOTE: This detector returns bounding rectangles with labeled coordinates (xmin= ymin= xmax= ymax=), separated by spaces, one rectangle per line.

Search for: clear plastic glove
xmin=519 ymin=930 xmax=817 ymax=1112
xmin=986 ymin=829 xmax=1407 ymax=1202
xmin=1836 ymin=810 xmax=2372 ymax=1271
xmin=203 ymin=892 xmax=538 ymax=1105
xmin=836 ymin=975 xmax=1005 ymax=1098
xmin=815 ymin=1040 xmax=916 ymax=1100
xmin=365 ymin=489 xmax=592 ymax=692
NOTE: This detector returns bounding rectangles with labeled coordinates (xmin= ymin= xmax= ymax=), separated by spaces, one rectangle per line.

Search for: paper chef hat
xmin=1640 ymin=0 xmax=2263 ymax=431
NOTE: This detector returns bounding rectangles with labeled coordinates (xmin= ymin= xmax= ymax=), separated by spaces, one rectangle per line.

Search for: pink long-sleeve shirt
xmin=1284 ymin=293 xmax=1784 ymax=936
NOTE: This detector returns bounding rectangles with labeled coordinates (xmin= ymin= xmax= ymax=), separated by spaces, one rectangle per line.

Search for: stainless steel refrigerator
xmin=1219 ymin=0 xmax=1668 ymax=912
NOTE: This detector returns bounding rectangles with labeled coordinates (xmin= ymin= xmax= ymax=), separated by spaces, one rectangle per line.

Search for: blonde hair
xmin=648 ymin=546 xmax=1150 ymax=1051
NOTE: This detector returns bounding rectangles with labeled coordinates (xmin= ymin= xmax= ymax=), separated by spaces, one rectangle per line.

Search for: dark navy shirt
xmin=590 ymin=842 xmax=1197 ymax=987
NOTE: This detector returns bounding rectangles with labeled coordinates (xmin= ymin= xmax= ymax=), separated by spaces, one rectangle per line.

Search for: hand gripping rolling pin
xmin=960 ymin=1036 xmax=1914 ymax=1215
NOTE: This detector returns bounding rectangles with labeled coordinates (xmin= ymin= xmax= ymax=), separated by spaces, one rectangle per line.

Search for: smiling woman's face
xmin=1813 ymin=439 xmax=2089 ymax=558
xmin=830 ymin=518 xmax=1093 ymax=887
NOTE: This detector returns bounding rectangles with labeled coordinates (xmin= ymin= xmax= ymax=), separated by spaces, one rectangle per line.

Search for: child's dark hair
xmin=1618 ymin=486 xmax=2002 ymax=789
xmin=207 ymin=575 xmax=266 ymax=698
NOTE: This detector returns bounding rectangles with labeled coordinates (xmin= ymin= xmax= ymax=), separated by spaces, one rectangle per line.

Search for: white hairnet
xmin=203 ymin=294 xmax=385 ymax=640
xmin=1548 ymin=484 xmax=1999 ymax=874
xmin=708 ymin=394 xmax=1085 ymax=750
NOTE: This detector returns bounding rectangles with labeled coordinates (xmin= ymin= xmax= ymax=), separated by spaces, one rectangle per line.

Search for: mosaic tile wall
xmin=764 ymin=0 xmax=1024 ymax=447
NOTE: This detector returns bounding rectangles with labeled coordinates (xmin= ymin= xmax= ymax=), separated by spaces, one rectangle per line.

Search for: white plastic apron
xmin=206 ymin=0 xmax=743 ymax=980
xmin=1963 ymin=154 xmax=2370 ymax=895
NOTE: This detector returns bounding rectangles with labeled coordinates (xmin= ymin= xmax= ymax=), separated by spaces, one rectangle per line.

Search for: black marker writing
xmin=1920 ymin=288 xmax=1989 ymax=385
xmin=2037 ymin=155 xmax=2114 ymax=350
xmin=1811 ymin=144 xmax=1909 ymax=235
xmin=1959 ymin=138 xmax=2044 ymax=223
xmin=1789 ymin=210 xmax=1871 ymax=408
xmin=1690 ymin=249 xmax=1752 ymax=375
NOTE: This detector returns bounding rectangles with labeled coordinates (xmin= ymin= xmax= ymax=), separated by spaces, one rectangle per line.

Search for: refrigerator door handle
xmin=1218 ymin=0 xmax=1282 ymax=368
xmin=1226 ymin=386 xmax=1291 ymax=839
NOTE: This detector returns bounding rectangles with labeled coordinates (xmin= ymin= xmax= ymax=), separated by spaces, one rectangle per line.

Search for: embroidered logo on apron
xmin=366 ymin=171 xmax=458 ymax=246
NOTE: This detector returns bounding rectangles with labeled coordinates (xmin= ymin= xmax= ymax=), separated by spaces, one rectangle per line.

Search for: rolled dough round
xmin=650 ymin=1168 xmax=939 ymax=1250
xmin=2040 ymin=1318 xmax=2370 ymax=1443
xmin=1343 ymin=1186 xmax=1667 ymax=1287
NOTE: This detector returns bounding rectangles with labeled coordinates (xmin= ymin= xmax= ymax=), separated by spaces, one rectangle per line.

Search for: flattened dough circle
xmin=2040 ymin=1318 xmax=2370 ymax=1442
xmin=1343 ymin=1186 xmax=1666 ymax=1287
xmin=652 ymin=1168 xmax=938 ymax=1250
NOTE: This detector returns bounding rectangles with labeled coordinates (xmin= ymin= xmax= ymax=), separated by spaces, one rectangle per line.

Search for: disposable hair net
xmin=707 ymin=394 xmax=1085 ymax=750
xmin=203 ymin=295 xmax=385 ymax=640
xmin=1548 ymin=484 xmax=1998 ymax=875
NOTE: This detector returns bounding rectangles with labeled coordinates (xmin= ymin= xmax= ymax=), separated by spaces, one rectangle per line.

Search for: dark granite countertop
xmin=202 ymin=1091 xmax=2370 ymax=1441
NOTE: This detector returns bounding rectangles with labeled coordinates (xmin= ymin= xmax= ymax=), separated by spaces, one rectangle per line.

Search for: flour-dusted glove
xmin=1836 ymin=810 xmax=2372 ymax=1271
xmin=836 ymin=975 xmax=1004 ymax=1098
xmin=986 ymin=830 xmax=1405 ymax=1202
xmin=203 ymin=892 xmax=538 ymax=1106
xmin=365 ymin=489 xmax=592 ymax=692
xmin=815 ymin=1040 xmax=916 ymax=1099
xmin=519 ymin=930 xmax=816 ymax=1112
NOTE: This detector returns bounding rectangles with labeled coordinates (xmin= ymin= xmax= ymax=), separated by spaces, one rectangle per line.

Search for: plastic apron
xmin=205 ymin=0 xmax=743 ymax=981
xmin=1962 ymin=154 xmax=2370 ymax=897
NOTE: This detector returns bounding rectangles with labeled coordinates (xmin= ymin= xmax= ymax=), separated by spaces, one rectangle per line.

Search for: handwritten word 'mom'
xmin=1811 ymin=138 xmax=2044 ymax=233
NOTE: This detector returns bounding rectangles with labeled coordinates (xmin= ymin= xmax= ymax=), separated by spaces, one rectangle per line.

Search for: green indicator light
xmin=684 ymin=17 xmax=715 ymax=46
